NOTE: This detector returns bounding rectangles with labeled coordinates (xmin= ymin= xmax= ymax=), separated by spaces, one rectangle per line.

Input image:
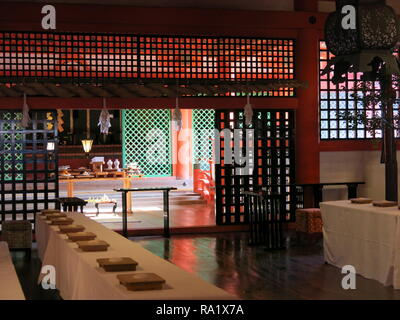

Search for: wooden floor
xmin=11 ymin=231 xmax=400 ymax=300
xmin=136 ymin=232 xmax=400 ymax=300
xmin=59 ymin=178 xmax=219 ymax=233
xmin=11 ymin=248 xmax=61 ymax=300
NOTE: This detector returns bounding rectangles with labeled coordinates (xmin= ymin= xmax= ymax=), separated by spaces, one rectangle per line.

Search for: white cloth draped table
xmin=0 ymin=242 xmax=25 ymax=300
xmin=36 ymin=212 xmax=237 ymax=300
xmin=321 ymin=200 xmax=400 ymax=289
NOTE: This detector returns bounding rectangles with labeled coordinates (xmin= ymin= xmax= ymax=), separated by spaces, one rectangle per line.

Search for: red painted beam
xmin=294 ymin=0 xmax=319 ymax=12
xmin=0 ymin=97 xmax=298 ymax=110
xmin=0 ymin=3 xmax=328 ymax=38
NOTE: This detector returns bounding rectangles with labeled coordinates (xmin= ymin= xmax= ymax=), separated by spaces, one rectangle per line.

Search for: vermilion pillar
xmin=295 ymin=28 xmax=320 ymax=184
xmin=175 ymin=109 xmax=193 ymax=180
xmin=172 ymin=111 xmax=178 ymax=177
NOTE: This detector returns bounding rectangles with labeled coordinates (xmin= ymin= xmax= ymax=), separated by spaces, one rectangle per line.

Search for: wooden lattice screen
xmin=0 ymin=31 xmax=295 ymax=97
xmin=122 ymin=109 xmax=172 ymax=177
xmin=0 ymin=110 xmax=58 ymax=227
xmin=214 ymin=109 xmax=296 ymax=225
xmin=192 ymin=109 xmax=215 ymax=171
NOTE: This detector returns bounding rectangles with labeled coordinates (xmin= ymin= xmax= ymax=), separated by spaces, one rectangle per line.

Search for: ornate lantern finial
xmin=322 ymin=0 xmax=400 ymax=84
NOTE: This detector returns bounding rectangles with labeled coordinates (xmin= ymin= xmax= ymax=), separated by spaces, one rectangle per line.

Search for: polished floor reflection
xmin=59 ymin=178 xmax=217 ymax=232
xmin=135 ymin=232 xmax=400 ymax=300
xmin=11 ymin=232 xmax=400 ymax=300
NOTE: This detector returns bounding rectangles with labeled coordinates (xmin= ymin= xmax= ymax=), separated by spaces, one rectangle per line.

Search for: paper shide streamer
xmin=244 ymin=94 xmax=253 ymax=126
xmin=172 ymin=96 xmax=182 ymax=131
xmin=21 ymin=93 xmax=30 ymax=128
xmin=98 ymin=97 xmax=112 ymax=134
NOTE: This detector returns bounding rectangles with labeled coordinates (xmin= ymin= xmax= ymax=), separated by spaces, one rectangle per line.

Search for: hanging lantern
xmin=81 ymin=139 xmax=93 ymax=154
xmin=323 ymin=0 xmax=400 ymax=202
xmin=46 ymin=141 xmax=55 ymax=151
xmin=322 ymin=0 xmax=400 ymax=84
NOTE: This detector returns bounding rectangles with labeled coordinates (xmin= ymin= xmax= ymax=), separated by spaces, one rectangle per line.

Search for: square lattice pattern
xmin=319 ymin=40 xmax=400 ymax=140
xmin=0 ymin=110 xmax=59 ymax=224
xmin=0 ymin=31 xmax=295 ymax=97
xmin=192 ymin=109 xmax=215 ymax=171
xmin=214 ymin=110 xmax=295 ymax=225
xmin=122 ymin=109 xmax=172 ymax=177
xmin=0 ymin=32 xmax=138 ymax=80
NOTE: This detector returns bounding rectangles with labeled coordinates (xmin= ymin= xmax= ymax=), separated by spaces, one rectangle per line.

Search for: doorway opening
xmin=58 ymin=108 xmax=217 ymax=235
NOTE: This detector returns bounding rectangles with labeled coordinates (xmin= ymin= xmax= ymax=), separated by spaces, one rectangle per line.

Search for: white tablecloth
xmin=321 ymin=200 xmax=400 ymax=289
xmin=36 ymin=213 xmax=237 ymax=300
xmin=0 ymin=242 xmax=25 ymax=300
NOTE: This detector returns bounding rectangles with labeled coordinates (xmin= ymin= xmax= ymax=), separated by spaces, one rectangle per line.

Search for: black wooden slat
xmin=215 ymin=109 xmax=295 ymax=226
xmin=0 ymin=110 xmax=59 ymax=233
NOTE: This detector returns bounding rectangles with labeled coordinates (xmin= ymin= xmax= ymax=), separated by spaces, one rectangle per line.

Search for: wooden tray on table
xmin=77 ymin=240 xmax=110 ymax=252
xmin=50 ymin=217 xmax=74 ymax=225
xmin=97 ymin=257 xmax=138 ymax=272
xmin=41 ymin=209 xmax=61 ymax=215
xmin=373 ymin=200 xmax=398 ymax=207
xmin=350 ymin=198 xmax=372 ymax=204
xmin=117 ymin=273 xmax=166 ymax=291
xmin=66 ymin=232 xmax=97 ymax=242
xmin=45 ymin=213 xmax=67 ymax=220
xmin=59 ymin=225 xmax=85 ymax=233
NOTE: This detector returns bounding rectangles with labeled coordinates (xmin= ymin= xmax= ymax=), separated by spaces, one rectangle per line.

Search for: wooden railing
xmin=193 ymin=160 xmax=215 ymax=205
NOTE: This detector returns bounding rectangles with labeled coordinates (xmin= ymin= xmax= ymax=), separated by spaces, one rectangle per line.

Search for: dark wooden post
xmin=381 ymin=73 xmax=398 ymax=201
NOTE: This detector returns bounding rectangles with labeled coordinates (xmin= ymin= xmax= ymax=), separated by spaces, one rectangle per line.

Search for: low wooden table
xmin=297 ymin=181 xmax=365 ymax=208
xmin=111 ymin=171 xmax=126 ymax=178
xmin=114 ymin=187 xmax=177 ymax=238
xmin=59 ymin=178 xmax=132 ymax=213
xmin=94 ymin=171 xmax=109 ymax=178
xmin=56 ymin=197 xmax=88 ymax=213
xmin=94 ymin=200 xmax=117 ymax=216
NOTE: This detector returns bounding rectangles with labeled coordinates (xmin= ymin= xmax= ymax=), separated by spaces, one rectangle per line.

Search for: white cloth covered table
xmin=36 ymin=212 xmax=237 ymax=300
xmin=0 ymin=242 xmax=25 ymax=300
xmin=320 ymin=200 xmax=400 ymax=289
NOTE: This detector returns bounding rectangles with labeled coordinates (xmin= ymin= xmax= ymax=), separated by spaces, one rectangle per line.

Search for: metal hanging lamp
xmin=323 ymin=0 xmax=400 ymax=201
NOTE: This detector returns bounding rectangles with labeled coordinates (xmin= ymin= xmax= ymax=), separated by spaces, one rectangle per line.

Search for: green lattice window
xmin=192 ymin=109 xmax=216 ymax=171
xmin=122 ymin=109 xmax=172 ymax=177
xmin=1 ymin=112 xmax=23 ymax=181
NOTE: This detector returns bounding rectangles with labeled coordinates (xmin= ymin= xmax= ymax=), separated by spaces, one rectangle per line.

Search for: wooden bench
xmin=56 ymin=197 xmax=88 ymax=213
xmin=94 ymin=200 xmax=118 ymax=216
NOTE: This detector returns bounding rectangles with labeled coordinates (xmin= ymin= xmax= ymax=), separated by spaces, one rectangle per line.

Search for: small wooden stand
xmin=67 ymin=232 xmax=97 ymax=242
xmin=91 ymin=161 xmax=105 ymax=172
xmin=77 ymin=240 xmax=110 ymax=252
xmin=117 ymin=273 xmax=165 ymax=291
xmin=58 ymin=225 xmax=85 ymax=233
xmin=97 ymin=257 xmax=138 ymax=272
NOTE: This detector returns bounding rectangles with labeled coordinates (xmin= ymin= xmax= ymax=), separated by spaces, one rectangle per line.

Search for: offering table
xmin=321 ymin=200 xmax=400 ymax=289
xmin=0 ymin=242 xmax=25 ymax=300
xmin=59 ymin=177 xmax=134 ymax=213
xmin=114 ymin=187 xmax=177 ymax=238
xmin=35 ymin=212 xmax=236 ymax=300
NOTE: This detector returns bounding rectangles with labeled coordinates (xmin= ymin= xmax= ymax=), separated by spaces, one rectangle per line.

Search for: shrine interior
xmin=1 ymin=0 xmax=400 ymax=305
